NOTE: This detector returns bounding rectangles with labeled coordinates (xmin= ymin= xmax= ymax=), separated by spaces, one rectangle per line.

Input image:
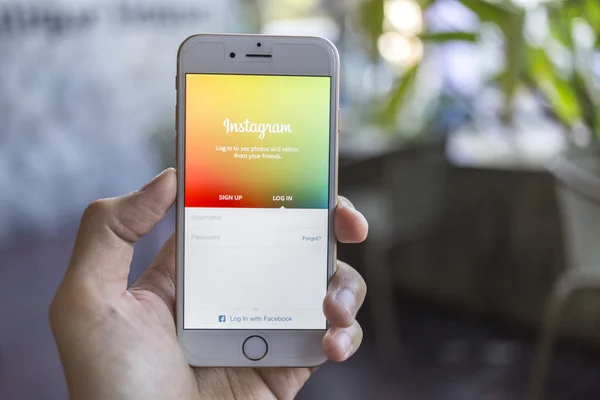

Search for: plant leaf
xmin=457 ymin=0 xmax=517 ymax=25
xmin=420 ymin=31 xmax=478 ymax=42
xmin=501 ymin=10 xmax=525 ymax=121
xmin=572 ymin=71 xmax=598 ymax=131
xmin=527 ymin=47 xmax=582 ymax=126
xmin=585 ymin=0 xmax=600 ymax=39
xmin=415 ymin=0 xmax=436 ymax=9
xmin=356 ymin=0 xmax=385 ymax=62
xmin=546 ymin=3 xmax=574 ymax=48
xmin=458 ymin=0 xmax=524 ymax=121
xmin=379 ymin=66 xmax=420 ymax=126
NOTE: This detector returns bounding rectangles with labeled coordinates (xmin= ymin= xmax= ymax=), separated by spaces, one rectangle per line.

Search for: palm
xmin=130 ymin=287 xmax=310 ymax=400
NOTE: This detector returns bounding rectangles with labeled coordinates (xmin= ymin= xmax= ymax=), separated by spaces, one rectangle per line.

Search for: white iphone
xmin=175 ymin=34 xmax=339 ymax=367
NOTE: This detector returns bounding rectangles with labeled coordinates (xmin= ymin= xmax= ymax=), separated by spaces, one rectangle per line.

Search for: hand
xmin=50 ymin=169 xmax=368 ymax=400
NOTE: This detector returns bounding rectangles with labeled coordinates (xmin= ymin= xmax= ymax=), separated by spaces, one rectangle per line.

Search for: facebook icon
xmin=218 ymin=315 xmax=226 ymax=323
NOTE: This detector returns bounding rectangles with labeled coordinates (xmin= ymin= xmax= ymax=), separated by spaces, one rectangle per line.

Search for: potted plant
xmin=472 ymin=0 xmax=600 ymax=345
xmin=361 ymin=0 xmax=600 ymax=290
xmin=529 ymin=0 xmax=600 ymax=273
xmin=349 ymin=0 xmax=600 ymax=352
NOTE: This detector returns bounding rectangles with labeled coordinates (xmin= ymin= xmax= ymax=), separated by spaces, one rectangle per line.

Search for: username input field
xmin=185 ymin=207 xmax=328 ymax=230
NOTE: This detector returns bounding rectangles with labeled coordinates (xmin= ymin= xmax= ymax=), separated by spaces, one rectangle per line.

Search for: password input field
xmin=186 ymin=228 xmax=325 ymax=248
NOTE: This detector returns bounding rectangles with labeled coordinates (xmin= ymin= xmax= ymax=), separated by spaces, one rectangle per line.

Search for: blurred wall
xmin=0 ymin=0 xmax=232 ymax=242
xmin=0 ymin=1 xmax=234 ymax=398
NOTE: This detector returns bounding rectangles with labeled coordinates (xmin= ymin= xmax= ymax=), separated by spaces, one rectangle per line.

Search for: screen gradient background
xmin=185 ymin=74 xmax=331 ymax=209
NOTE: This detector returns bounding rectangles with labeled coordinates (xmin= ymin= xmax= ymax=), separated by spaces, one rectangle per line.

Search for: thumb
xmin=59 ymin=168 xmax=177 ymax=304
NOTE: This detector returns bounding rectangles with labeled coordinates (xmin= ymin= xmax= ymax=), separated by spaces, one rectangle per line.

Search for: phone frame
xmin=176 ymin=34 xmax=339 ymax=367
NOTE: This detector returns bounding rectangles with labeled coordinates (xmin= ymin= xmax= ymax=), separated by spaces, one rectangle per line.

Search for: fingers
xmin=323 ymin=261 xmax=367 ymax=328
xmin=335 ymin=196 xmax=368 ymax=244
xmin=62 ymin=169 xmax=177 ymax=302
xmin=322 ymin=261 xmax=366 ymax=362
xmin=322 ymin=320 xmax=363 ymax=362
xmin=130 ymin=233 xmax=177 ymax=316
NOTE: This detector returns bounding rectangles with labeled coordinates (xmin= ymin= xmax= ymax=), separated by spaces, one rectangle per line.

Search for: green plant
xmin=525 ymin=0 xmax=600 ymax=140
xmin=355 ymin=0 xmax=600 ymax=142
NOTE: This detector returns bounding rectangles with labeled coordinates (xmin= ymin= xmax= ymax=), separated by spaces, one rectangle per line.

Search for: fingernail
xmin=339 ymin=196 xmax=355 ymax=209
xmin=140 ymin=169 xmax=171 ymax=191
xmin=336 ymin=331 xmax=353 ymax=356
xmin=335 ymin=288 xmax=356 ymax=314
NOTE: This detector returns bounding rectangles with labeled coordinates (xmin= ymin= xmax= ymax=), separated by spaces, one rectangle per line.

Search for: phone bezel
xmin=176 ymin=34 xmax=339 ymax=367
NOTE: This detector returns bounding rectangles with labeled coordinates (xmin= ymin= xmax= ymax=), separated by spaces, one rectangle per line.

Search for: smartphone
xmin=175 ymin=34 xmax=339 ymax=367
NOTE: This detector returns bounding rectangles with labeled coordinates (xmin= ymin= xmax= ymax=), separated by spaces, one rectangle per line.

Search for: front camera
xmin=257 ymin=42 xmax=262 ymax=48
xmin=229 ymin=52 xmax=236 ymax=58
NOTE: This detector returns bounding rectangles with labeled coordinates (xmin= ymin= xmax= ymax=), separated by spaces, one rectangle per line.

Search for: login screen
xmin=183 ymin=74 xmax=331 ymax=330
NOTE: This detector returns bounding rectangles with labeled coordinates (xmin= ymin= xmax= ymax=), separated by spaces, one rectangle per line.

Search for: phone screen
xmin=183 ymin=73 xmax=332 ymax=330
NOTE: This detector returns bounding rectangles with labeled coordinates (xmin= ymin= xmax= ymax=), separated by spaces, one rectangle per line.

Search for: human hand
xmin=50 ymin=169 xmax=368 ymax=400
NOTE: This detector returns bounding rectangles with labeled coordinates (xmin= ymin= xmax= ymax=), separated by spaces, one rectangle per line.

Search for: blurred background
xmin=1 ymin=0 xmax=600 ymax=398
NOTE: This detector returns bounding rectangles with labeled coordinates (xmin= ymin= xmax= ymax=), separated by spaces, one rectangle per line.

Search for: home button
xmin=242 ymin=336 xmax=268 ymax=361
